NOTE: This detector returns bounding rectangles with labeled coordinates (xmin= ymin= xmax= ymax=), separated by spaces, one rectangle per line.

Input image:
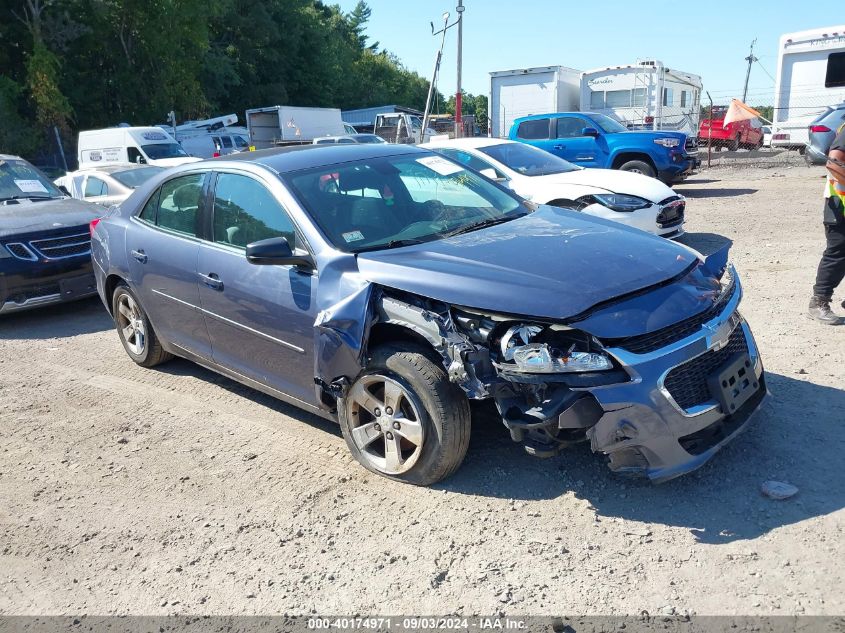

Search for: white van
xmin=78 ymin=127 xmax=201 ymax=168
xmin=179 ymin=131 xmax=250 ymax=159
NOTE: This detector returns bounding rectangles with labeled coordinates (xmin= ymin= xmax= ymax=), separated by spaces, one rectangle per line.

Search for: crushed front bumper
xmin=493 ymin=271 xmax=768 ymax=482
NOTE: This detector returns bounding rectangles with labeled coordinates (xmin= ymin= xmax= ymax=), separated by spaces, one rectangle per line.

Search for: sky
xmin=334 ymin=0 xmax=843 ymax=107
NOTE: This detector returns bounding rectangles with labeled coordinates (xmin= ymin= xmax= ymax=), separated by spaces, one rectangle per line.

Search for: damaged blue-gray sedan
xmin=90 ymin=144 xmax=767 ymax=485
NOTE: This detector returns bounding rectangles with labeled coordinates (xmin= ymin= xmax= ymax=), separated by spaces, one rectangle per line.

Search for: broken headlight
xmin=497 ymin=323 xmax=612 ymax=374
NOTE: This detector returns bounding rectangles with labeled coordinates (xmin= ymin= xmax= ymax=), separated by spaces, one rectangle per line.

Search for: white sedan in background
xmin=422 ymin=138 xmax=685 ymax=238
xmin=55 ymin=164 xmax=164 ymax=206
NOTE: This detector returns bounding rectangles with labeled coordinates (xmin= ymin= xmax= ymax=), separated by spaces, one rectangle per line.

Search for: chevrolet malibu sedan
xmin=91 ymin=144 xmax=767 ymax=485
xmin=423 ymin=138 xmax=685 ymax=238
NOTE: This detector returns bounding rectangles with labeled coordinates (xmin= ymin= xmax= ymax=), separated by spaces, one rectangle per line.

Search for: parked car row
xmin=70 ymin=142 xmax=765 ymax=486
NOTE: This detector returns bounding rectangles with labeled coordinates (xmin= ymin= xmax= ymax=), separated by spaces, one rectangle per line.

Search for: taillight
xmin=89 ymin=218 xmax=101 ymax=236
xmin=810 ymin=125 xmax=831 ymax=133
xmin=213 ymin=152 xmax=221 ymax=158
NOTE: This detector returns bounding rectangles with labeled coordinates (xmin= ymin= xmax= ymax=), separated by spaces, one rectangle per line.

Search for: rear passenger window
xmin=212 ymin=173 xmax=296 ymax=249
xmin=516 ymin=119 xmax=550 ymax=140
xmin=138 ymin=190 xmax=160 ymax=224
xmin=156 ymin=174 xmax=205 ymax=236
xmin=84 ymin=177 xmax=109 ymax=197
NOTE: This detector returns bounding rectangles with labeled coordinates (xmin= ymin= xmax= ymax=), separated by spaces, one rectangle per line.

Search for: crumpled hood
xmin=0 ymin=197 xmax=102 ymax=239
xmin=536 ymin=168 xmax=678 ymax=203
xmin=356 ymin=206 xmax=697 ymax=321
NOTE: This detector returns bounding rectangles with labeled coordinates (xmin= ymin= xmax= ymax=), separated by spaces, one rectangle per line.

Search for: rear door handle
xmin=198 ymin=272 xmax=223 ymax=291
xmin=131 ymin=249 xmax=147 ymax=263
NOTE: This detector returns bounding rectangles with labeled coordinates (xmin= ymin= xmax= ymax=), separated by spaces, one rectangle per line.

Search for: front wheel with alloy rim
xmin=112 ymin=283 xmax=172 ymax=367
xmin=339 ymin=344 xmax=471 ymax=485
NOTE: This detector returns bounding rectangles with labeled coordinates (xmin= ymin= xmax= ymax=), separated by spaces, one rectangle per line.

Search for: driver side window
xmin=212 ymin=173 xmax=296 ymax=249
xmin=555 ymin=117 xmax=586 ymax=138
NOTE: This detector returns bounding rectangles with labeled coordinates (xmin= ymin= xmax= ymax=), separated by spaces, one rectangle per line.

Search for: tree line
xmin=0 ymin=0 xmax=465 ymax=160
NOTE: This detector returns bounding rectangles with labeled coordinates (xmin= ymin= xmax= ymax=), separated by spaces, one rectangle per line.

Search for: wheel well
xmin=366 ymin=323 xmax=441 ymax=364
xmin=103 ymin=274 xmax=125 ymax=314
xmin=611 ymin=153 xmax=656 ymax=171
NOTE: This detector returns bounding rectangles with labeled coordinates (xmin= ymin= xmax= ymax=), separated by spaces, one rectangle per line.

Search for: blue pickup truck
xmin=509 ymin=112 xmax=700 ymax=184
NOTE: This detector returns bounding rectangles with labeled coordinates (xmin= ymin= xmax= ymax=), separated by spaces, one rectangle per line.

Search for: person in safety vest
xmin=808 ymin=123 xmax=845 ymax=324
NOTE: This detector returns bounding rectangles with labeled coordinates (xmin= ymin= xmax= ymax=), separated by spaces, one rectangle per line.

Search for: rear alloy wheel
xmin=618 ymin=160 xmax=656 ymax=179
xmin=340 ymin=344 xmax=470 ymax=485
xmin=112 ymin=283 xmax=172 ymax=367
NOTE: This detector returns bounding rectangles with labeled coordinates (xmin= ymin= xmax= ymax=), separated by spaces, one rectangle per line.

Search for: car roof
xmin=207 ymin=143 xmax=427 ymax=173
xmin=78 ymin=164 xmax=162 ymax=175
xmin=514 ymin=112 xmax=602 ymax=122
xmin=422 ymin=137 xmax=516 ymax=150
xmin=0 ymin=154 xmax=25 ymax=161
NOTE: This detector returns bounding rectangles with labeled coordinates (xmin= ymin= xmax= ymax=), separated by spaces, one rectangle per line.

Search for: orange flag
xmin=722 ymin=99 xmax=762 ymax=127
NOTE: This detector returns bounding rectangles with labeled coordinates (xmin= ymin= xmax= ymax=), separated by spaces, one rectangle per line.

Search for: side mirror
xmin=58 ymin=185 xmax=71 ymax=196
xmin=246 ymin=236 xmax=314 ymax=268
xmin=582 ymin=127 xmax=599 ymax=137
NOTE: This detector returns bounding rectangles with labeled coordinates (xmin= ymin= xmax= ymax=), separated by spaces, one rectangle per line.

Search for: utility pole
xmin=455 ymin=0 xmax=465 ymax=138
xmin=742 ymin=39 xmax=757 ymax=103
xmin=422 ymin=12 xmax=459 ymax=142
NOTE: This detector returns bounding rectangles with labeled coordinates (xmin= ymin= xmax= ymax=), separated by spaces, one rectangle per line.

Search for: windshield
xmin=141 ymin=143 xmax=189 ymax=160
xmin=590 ymin=113 xmax=628 ymax=134
xmin=356 ymin=134 xmax=387 ymax=144
xmin=287 ymin=152 xmax=526 ymax=253
xmin=111 ymin=166 xmax=164 ymax=189
xmin=480 ymin=143 xmax=580 ymax=176
xmin=0 ymin=157 xmax=64 ymax=201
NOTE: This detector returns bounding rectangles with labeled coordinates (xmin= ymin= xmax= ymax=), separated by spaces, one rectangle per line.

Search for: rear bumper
xmin=0 ymin=256 xmax=96 ymax=315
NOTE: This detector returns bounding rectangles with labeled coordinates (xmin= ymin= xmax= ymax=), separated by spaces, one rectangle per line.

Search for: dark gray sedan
xmin=91 ymin=144 xmax=767 ymax=485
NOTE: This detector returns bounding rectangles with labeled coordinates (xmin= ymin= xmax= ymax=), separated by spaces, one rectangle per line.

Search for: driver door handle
xmin=131 ymin=249 xmax=147 ymax=263
xmin=198 ymin=272 xmax=223 ymax=291
xmin=553 ymin=144 xmax=565 ymax=150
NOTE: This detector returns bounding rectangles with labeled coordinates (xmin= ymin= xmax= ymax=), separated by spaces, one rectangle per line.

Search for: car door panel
xmin=197 ymin=245 xmax=317 ymax=403
xmin=554 ymin=116 xmax=603 ymax=166
xmin=197 ymin=171 xmax=318 ymax=405
xmin=127 ymin=172 xmax=212 ymax=359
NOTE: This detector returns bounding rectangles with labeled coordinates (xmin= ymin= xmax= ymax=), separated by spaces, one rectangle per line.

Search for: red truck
xmin=698 ymin=110 xmax=763 ymax=151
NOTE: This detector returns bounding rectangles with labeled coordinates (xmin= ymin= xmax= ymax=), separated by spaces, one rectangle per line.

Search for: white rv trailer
xmin=488 ymin=66 xmax=581 ymax=137
xmin=580 ymin=61 xmax=702 ymax=136
xmin=772 ymin=25 xmax=845 ymax=150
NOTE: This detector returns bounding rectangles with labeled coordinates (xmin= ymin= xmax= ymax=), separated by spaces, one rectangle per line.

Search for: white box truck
xmin=77 ymin=127 xmax=201 ymax=168
xmin=580 ymin=61 xmax=702 ymax=137
xmin=772 ymin=25 xmax=845 ymax=150
xmin=488 ymin=66 xmax=581 ymax=137
xmin=245 ymin=106 xmax=347 ymax=149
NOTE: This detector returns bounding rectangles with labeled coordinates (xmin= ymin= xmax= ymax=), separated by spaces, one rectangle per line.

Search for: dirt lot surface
xmin=1 ymin=162 xmax=844 ymax=617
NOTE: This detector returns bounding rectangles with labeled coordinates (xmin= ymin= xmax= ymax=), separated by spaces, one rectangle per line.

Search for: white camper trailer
xmin=488 ymin=66 xmax=581 ymax=138
xmin=772 ymin=25 xmax=845 ymax=150
xmin=580 ymin=61 xmax=702 ymax=136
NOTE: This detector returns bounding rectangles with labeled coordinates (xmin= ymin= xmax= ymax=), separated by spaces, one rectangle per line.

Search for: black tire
xmin=339 ymin=343 xmax=471 ymax=486
xmin=729 ymin=135 xmax=740 ymax=152
xmin=618 ymin=160 xmax=656 ymax=179
xmin=112 ymin=282 xmax=172 ymax=368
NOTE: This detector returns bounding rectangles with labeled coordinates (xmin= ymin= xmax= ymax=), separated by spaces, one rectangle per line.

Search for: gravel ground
xmin=1 ymin=163 xmax=843 ymax=617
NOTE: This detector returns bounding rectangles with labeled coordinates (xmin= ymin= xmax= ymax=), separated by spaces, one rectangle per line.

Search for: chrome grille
xmin=5 ymin=242 xmax=38 ymax=261
xmin=29 ymin=232 xmax=91 ymax=259
xmin=606 ymin=282 xmax=737 ymax=355
xmin=664 ymin=327 xmax=749 ymax=410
